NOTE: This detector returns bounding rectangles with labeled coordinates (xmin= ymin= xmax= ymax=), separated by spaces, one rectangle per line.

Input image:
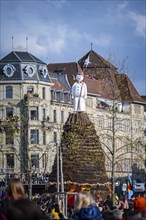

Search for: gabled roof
xmin=78 ymin=49 xmax=117 ymax=69
xmin=0 ymin=51 xmax=45 ymax=64
xmin=115 ymin=74 xmax=146 ymax=103
xmin=48 ymin=62 xmax=82 ymax=86
xmin=48 ymin=49 xmax=144 ymax=103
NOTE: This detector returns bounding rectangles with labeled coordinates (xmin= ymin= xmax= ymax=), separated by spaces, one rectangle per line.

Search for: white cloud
xmin=82 ymin=32 xmax=112 ymax=47
xmin=1 ymin=4 xmax=112 ymax=59
xmin=128 ymin=11 xmax=146 ymax=38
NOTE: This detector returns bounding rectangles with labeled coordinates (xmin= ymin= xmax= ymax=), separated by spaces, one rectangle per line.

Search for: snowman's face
xmin=76 ymin=74 xmax=84 ymax=82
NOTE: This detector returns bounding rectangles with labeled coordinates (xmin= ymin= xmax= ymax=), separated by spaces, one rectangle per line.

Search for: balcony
xmin=24 ymin=93 xmax=41 ymax=103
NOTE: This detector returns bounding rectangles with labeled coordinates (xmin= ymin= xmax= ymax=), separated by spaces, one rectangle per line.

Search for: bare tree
xmin=0 ymin=99 xmax=52 ymax=199
xmin=87 ymin=60 xmax=145 ymax=205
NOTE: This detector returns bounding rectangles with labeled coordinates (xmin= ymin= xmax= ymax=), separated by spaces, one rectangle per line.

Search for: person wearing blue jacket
xmin=72 ymin=191 xmax=103 ymax=220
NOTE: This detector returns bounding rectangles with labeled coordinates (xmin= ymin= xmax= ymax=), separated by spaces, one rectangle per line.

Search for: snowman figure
xmin=71 ymin=74 xmax=87 ymax=112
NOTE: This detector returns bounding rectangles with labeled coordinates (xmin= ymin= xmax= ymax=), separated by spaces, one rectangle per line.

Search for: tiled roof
xmin=0 ymin=51 xmax=45 ymax=64
xmin=48 ymin=50 xmax=144 ymax=103
xmin=115 ymin=74 xmax=145 ymax=103
xmin=84 ymin=73 xmax=121 ymax=100
xmin=78 ymin=50 xmax=116 ymax=69
xmin=48 ymin=62 xmax=77 ymax=74
xmin=48 ymin=62 xmax=81 ymax=86
xmin=51 ymin=78 xmax=68 ymax=91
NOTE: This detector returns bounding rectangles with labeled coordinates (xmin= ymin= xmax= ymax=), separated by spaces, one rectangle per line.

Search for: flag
xmin=127 ymin=173 xmax=133 ymax=199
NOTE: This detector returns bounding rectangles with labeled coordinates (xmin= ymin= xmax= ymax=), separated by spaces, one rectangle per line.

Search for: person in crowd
xmin=7 ymin=198 xmax=43 ymax=220
xmin=123 ymin=196 xmax=146 ymax=220
xmin=7 ymin=178 xmax=25 ymax=200
xmin=0 ymin=178 xmax=26 ymax=220
xmin=101 ymin=210 xmax=116 ymax=220
xmin=112 ymin=209 xmax=123 ymax=219
xmin=72 ymin=191 xmax=103 ymax=220
xmin=118 ymin=195 xmax=129 ymax=211
xmin=133 ymin=196 xmax=146 ymax=212
xmin=51 ymin=203 xmax=67 ymax=220
xmin=142 ymin=210 xmax=146 ymax=219
xmin=103 ymin=195 xmax=113 ymax=210
xmin=126 ymin=210 xmax=143 ymax=220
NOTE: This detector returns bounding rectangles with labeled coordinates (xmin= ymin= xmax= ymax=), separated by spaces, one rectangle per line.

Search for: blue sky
xmin=0 ymin=0 xmax=146 ymax=95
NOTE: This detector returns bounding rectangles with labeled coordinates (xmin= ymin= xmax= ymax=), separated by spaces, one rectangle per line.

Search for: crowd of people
xmin=0 ymin=178 xmax=146 ymax=220
xmin=0 ymin=172 xmax=50 ymax=186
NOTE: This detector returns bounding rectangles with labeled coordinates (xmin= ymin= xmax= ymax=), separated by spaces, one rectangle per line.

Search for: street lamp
xmin=56 ymin=142 xmax=60 ymax=194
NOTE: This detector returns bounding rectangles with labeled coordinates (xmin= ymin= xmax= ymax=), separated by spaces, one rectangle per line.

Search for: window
xmin=6 ymin=153 xmax=14 ymax=168
xmin=3 ymin=64 xmax=15 ymax=77
xmin=64 ymin=92 xmax=71 ymax=103
xmin=6 ymin=131 xmax=14 ymax=145
xmin=87 ymin=97 xmax=93 ymax=107
xmin=43 ymin=130 xmax=46 ymax=145
xmin=54 ymin=132 xmax=57 ymax=143
xmin=133 ymin=120 xmax=141 ymax=133
xmin=30 ymin=107 xmax=38 ymax=120
xmin=116 ymin=119 xmax=122 ymax=131
xmin=54 ymin=110 xmax=57 ymax=123
xmin=30 ymin=130 xmax=39 ymax=144
xmin=27 ymin=86 xmax=34 ymax=95
xmin=61 ymin=111 xmax=64 ymax=123
xmin=43 ymin=108 xmax=46 ymax=120
xmin=31 ymin=154 xmax=39 ymax=168
xmin=6 ymin=86 xmax=13 ymax=98
xmin=60 ymin=91 xmax=64 ymax=102
xmin=6 ymin=107 xmax=13 ymax=118
xmin=42 ymin=153 xmax=47 ymax=168
xmin=123 ymin=119 xmax=130 ymax=132
xmin=107 ymin=118 xmax=112 ymax=129
xmin=42 ymin=87 xmax=46 ymax=99
xmin=24 ymin=65 xmax=35 ymax=77
xmin=97 ymin=115 xmax=104 ymax=129
xmin=56 ymin=91 xmax=61 ymax=102
xmin=51 ymin=90 xmax=56 ymax=101
xmin=134 ymin=105 xmax=141 ymax=114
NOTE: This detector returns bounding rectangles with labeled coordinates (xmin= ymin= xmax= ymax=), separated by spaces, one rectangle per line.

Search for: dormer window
xmin=3 ymin=64 xmax=16 ymax=77
xmin=39 ymin=65 xmax=48 ymax=78
xmin=24 ymin=65 xmax=35 ymax=77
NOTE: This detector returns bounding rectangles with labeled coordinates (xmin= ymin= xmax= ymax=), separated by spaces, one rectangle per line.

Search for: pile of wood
xmin=49 ymin=112 xmax=109 ymax=188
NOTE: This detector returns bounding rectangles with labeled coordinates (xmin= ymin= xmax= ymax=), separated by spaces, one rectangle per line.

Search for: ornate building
xmin=48 ymin=49 xmax=146 ymax=178
xmin=0 ymin=51 xmax=71 ymax=175
xmin=0 ymin=49 xmax=145 ymax=179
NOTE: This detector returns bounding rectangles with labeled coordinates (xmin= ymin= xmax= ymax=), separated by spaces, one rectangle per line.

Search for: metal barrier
xmin=54 ymin=192 xmax=78 ymax=217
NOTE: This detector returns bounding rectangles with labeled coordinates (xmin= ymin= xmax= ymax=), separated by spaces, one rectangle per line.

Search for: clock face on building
xmin=3 ymin=64 xmax=16 ymax=77
xmin=39 ymin=65 xmax=48 ymax=78
xmin=24 ymin=65 xmax=35 ymax=77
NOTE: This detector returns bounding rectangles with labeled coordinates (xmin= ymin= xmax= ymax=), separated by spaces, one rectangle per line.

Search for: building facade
xmin=0 ymin=49 xmax=145 ymax=180
xmin=48 ymin=49 xmax=146 ymax=179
